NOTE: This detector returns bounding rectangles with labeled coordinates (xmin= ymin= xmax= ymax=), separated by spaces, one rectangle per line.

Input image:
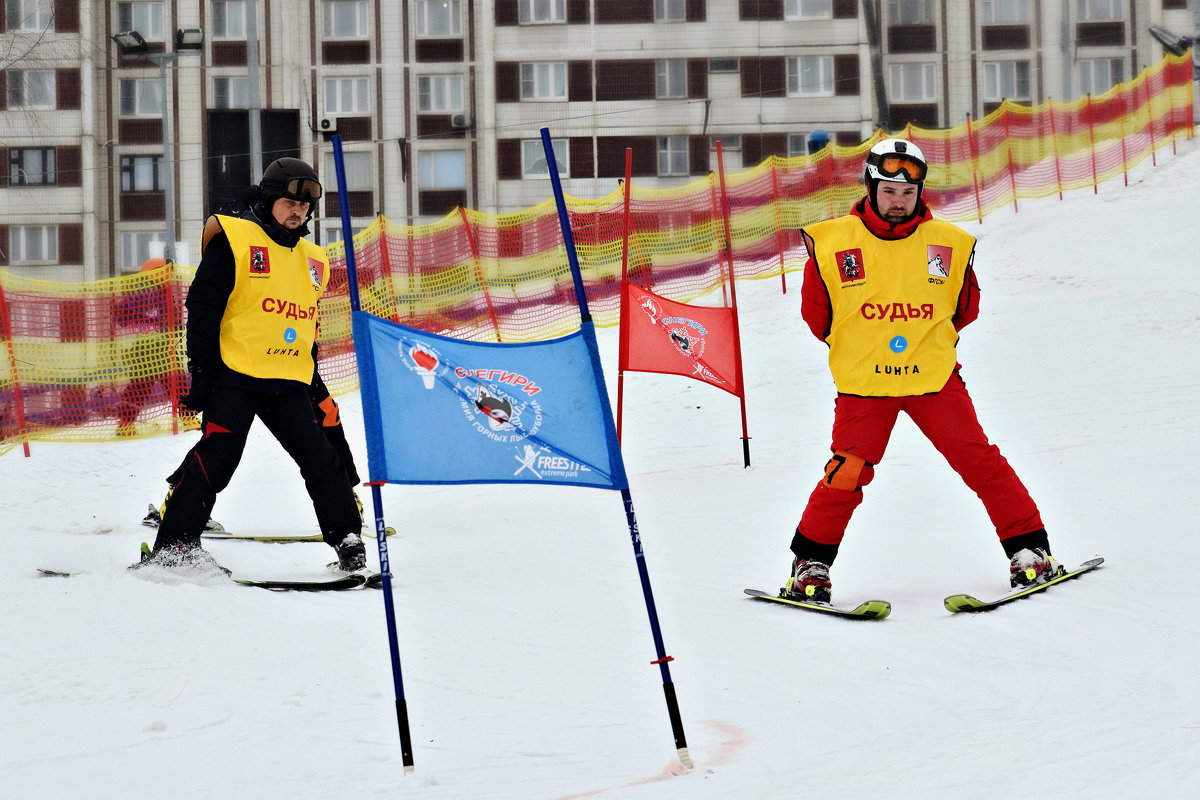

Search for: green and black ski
xmin=744 ymin=588 xmax=891 ymax=620
xmin=944 ymin=557 xmax=1104 ymax=613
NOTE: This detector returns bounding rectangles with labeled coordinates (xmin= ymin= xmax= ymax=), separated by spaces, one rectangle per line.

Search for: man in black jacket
xmin=140 ymin=158 xmax=364 ymax=574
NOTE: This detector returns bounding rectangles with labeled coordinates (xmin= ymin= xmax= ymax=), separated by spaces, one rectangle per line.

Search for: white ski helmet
xmin=864 ymin=138 xmax=927 ymax=185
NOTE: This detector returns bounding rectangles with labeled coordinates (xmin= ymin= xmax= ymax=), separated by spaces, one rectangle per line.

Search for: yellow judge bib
xmin=214 ymin=215 xmax=330 ymax=382
xmin=805 ymin=215 xmax=975 ymax=396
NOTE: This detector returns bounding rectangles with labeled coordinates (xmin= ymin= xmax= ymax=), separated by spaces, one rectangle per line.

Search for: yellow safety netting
xmin=0 ymin=53 xmax=1193 ymax=455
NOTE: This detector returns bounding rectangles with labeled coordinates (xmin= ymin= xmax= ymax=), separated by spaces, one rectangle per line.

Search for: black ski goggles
xmin=867 ymin=152 xmax=927 ymax=182
xmin=281 ymin=177 xmax=323 ymax=202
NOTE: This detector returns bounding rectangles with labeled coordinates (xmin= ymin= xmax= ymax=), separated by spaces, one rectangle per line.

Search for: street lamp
xmin=111 ymin=28 xmax=204 ymax=263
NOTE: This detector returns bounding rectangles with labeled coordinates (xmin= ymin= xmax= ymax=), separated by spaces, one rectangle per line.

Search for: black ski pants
xmin=154 ymin=382 xmax=361 ymax=549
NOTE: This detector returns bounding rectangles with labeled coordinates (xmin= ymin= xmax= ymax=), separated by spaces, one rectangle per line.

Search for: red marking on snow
xmin=546 ymin=719 xmax=748 ymax=800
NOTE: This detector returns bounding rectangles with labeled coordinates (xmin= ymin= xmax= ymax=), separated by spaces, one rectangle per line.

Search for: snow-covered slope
xmin=3 ymin=140 xmax=1198 ymax=799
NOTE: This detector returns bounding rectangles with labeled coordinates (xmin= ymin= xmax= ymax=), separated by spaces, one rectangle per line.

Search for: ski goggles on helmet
xmin=866 ymin=152 xmax=927 ymax=183
xmin=281 ymin=177 xmax=323 ymax=202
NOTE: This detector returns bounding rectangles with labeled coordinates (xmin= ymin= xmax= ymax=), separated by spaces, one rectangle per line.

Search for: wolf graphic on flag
xmin=458 ymin=378 xmax=541 ymax=443
xmin=621 ymin=281 xmax=743 ymax=397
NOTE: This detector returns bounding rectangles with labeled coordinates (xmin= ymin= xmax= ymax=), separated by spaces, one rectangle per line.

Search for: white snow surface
xmin=4 ymin=142 xmax=1199 ymax=799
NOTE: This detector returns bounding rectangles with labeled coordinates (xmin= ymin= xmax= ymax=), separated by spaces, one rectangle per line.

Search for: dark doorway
xmin=206 ymin=109 xmax=301 ymax=216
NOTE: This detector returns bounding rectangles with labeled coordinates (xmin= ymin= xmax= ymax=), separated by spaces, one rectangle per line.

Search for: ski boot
xmin=333 ymin=533 xmax=367 ymax=572
xmin=1008 ymin=547 xmax=1063 ymax=589
xmin=141 ymin=498 xmax=224 ymax=532
xmin=786 ymin=557 xmax=832 ymax=604
xmin=131 ymin=541 xmax=231 ymax=577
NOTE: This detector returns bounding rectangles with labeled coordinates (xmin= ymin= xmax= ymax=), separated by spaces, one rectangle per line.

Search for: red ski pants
xmin=797 ymin=372 xmax=1043 ymax=547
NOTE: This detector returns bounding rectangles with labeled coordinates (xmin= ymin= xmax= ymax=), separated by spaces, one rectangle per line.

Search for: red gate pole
xmin=1001 ymin=102 xmax=1019 ymax=214
xmin=374 ymin=214 xmax=402 ymax=322
xmin=164 ymin=262 xmax=182 ymax=435
xmin=768 ymin=156 xmax=788 ymax=294
xmin=715 ymin=142 xmax=751 ymax=468
xmin=457 ymin=206 xmax=502 ymax=343
xmin=1047 ymin=97 xmax=1064 ymax=201
xmin=965 ymin=113 xmax=984 ymax=224
xmin=1086 ymin=94 xmax=1099 ymax=194
xmin=0 ymin=279 xmax=32 ymax=456
xmin=616 ymin=148 xmax=634 ymax=443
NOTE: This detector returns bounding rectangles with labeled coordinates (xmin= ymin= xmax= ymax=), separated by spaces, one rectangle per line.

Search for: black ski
xmin=326 ymin=561 xmax=386 ymax=588
xmin=37 ymin=566 xmax=380 ymax=592
xmin=202 ymin=527 xmax=395 ymax=543
xmin=235 ymin=573 xmax=372 ymax=591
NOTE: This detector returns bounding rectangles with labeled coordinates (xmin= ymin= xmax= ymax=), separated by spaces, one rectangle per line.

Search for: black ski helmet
xmin=259 ymin=157 xmax=323 ymax=205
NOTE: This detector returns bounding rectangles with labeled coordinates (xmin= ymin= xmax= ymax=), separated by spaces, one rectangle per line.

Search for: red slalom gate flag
xmin=620 ymin=281 xmax=743 ymax=397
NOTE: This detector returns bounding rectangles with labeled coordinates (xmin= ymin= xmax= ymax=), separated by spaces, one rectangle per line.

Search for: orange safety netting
xmin=1 ymin=53 xmax=1194 ymax=456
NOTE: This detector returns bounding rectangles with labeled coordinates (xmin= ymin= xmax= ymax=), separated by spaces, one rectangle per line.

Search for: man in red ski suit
xmin=787 ymin=139 xmax=1060 ymax=604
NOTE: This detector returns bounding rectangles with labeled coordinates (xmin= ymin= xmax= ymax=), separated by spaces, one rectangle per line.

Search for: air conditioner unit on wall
xmin=318 ymin=117 xmax=338 ymax=133
xmin=450 ymin=113 xmax=470 ymax=129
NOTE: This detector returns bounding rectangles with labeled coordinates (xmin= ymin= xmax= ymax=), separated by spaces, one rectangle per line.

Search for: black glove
xmin=179 ymin=369 xmax=214 ymax=412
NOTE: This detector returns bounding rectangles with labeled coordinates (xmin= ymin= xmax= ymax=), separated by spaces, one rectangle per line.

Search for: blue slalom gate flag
xmin=353 ymin=310 xmax=628 ymax=490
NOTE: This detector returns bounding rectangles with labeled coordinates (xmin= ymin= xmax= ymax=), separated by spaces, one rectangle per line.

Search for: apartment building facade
xmin=0 ymin=0 xmax=1194 ymax=282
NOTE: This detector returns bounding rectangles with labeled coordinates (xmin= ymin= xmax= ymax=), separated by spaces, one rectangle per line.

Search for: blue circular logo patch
xmin=284 ymin=327 xmax=297 ymax=343
xmin=889 ymin=336 xmax=907 ymax=353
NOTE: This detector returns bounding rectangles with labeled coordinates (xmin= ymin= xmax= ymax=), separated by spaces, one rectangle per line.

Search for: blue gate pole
xmin=539 ymin=128 xmax=692 ymax=769
xmin=332 ymin=135 xmax=415 ymax=773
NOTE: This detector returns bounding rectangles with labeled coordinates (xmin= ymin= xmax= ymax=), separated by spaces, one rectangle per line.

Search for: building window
xmin=889 ymin=62 xmax=937 ymax=101
xmin=984 ymin=61 xmax=1031 ymax=102
xmin=709 ymin=57 xmax=738 ymax=73
xmin=323 ymin=0 xmax=368 ymax=38
xmin=521 ymin=138 xmax=567 ymax=178
xmin=121 ymin=231 xmax=165 ymax=270
xmin=320 ymin=225 xmax=364 ymax=246
xmin=6 ymin=0 xmax=54 ymax=31
xmin=10 ymin=225 xmax=58 ymax=264
xmin=8 ymin=148 xmax=56 ymax=186
xmin=788 ymin=56 xmax=834 ymax=96
xmin=519 ymin=0 xmax=566 ymax=24
xmin=117 ymin=2 xmax=165 ymax=39
xmin=212 ymin=0 xmax=247 ymax=38
xmin=120 ymin=155 xmax=165 ymax=192
xmin=520 ymin=62 xmax=567 ymax=100
xmin=324 ymin=77 xmax=370 ymax=115
xmin=788 ymin=133 xmax=812 ymax=156
xmin=1076 ymin=0 xmax=1121 ymax=21
xmin=887 ymin=0 xmax=934 ymax=24
xmin=6 ymin=70 xmax=55 ymax=110
xmin=323 ymin=152 xmax=373 ymax=191
xmin=656 ymin=60 xmax=687 ymax=99
xmin=214 ymin=76 xmax=249 ymax=108
xmin=658 ymin=136 xmax=689 ymax=176
xmin=981 ymin=0 xmax=1030 ymax=24
xmin=1078 ymin=58 xmax=1123 ymax=95
xmin=655 ymin=0 xmax=685 ymax=22
xmin=119 ymin=78 xmax=163 ymax=116
xmin=415 ymin=0 xmax=462 ymax=36
xmin=786 ymin=0 xmax=832 ymax=20
xmin=418 ymin=151 xmax=466 ymax=189
xmin=418 ymin=75 xmax=464 ymax=112
xmin=710 ymin=134 xmax=741 ymax=152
